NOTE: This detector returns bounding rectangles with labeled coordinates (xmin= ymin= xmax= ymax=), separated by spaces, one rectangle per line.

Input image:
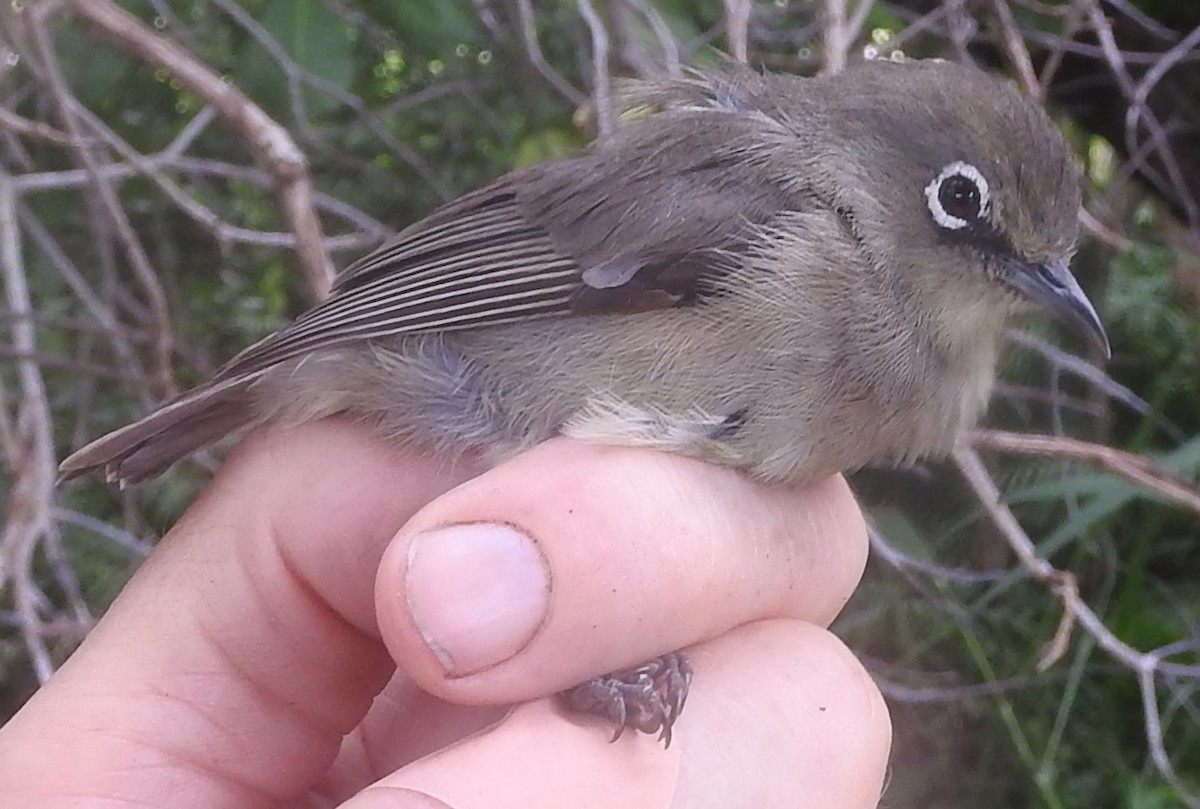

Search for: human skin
xmin=0 ymin=420 xmax=890 ymax=808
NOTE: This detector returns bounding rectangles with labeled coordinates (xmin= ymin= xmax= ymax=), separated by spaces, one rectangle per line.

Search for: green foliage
xmin=1106 ymin=239 xmax=1200 ymax=446
xmin=846 ymin=442 xmax=1200 ymax=806
xmin=366 ymin=0 xmax=482 ymax=53
xmin=232 ymin=0 xmax=359 ymax=120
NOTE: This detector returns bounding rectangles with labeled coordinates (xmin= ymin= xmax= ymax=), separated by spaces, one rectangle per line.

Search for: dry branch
xmin=955 ymin=447 xmax=1200 ymax=808
xmin=971 ymin=429 xmax=1200 ymax=516
xmin=63 ymin=0 xmax=335 ymax=300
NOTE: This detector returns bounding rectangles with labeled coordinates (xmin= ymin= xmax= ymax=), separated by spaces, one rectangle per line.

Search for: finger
xmin=0 ymin=420 xmax=476 ymax=806
xmin=321 ymin=675 xmax=509 ymax=796
xmin=672 ymin=622 xmax=890 ymax=809
xmin=375 ymin=439 xmax=867 ymax=705
xmin=344 ymin=620 xmax=890 ymax=809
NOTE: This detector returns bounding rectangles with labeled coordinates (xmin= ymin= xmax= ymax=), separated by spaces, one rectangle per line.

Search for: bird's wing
xmin=214 ymin=111 xmax=793 ymax=380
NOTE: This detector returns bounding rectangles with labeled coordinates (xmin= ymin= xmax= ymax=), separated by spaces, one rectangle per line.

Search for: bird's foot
xmin=561 ymin=652 xmax=693 ymax=747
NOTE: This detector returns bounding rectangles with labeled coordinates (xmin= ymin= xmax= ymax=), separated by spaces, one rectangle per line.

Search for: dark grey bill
xmin=1005 ymin=258 xmax=1111 ymax=358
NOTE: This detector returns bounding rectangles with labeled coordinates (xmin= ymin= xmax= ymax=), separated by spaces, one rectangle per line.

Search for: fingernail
xmin=406 ymin=522 xmax=550 ymax=676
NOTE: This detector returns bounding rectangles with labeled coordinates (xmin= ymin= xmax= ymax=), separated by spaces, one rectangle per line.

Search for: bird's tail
xmin=58 ymin=374 xmax=261 ymax=486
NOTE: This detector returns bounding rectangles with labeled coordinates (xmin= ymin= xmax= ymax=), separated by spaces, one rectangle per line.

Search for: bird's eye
xmin=924 ymin=161 xmax=991 ymax=231
xmin=939 ymin=175 xmax=980 ymax=220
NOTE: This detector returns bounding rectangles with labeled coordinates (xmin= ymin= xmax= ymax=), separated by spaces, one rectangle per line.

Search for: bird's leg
xmin=560 ymin=652 xmax=693 ymax=747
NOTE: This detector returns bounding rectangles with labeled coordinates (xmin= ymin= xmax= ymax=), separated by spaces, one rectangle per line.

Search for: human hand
xmin=0 ymin=419 xmax=889 ymax=808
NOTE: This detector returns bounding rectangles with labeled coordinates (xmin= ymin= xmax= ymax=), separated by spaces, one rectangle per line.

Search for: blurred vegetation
xmin=1 ymin=1 xmax=1198 ymax=806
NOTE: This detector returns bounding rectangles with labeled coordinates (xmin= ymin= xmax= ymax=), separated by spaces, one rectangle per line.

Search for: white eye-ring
xmin=924 ymin=161 xmax=991 ymax=231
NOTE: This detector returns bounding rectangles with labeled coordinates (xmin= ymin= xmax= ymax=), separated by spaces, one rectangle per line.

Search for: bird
xmin=59 ymin=58 xmax=1109 ymax=744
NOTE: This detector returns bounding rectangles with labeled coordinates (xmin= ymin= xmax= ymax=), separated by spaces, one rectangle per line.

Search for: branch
xmin=988 ymin=0 xmax=1042 ymax=100
xmin=0 ymin=170 xmax=61 ymax=682
xmin=970 ymin=429 xmax=1200 ymax=516
xmin=577 ymin=0 xmax=613 ymax=135
xmin=515 ymin=0 xmax=588 ymax=106
xmin=819 ymin=0 xmax=850 ymax=74
xmin=64 ymin=0 xmax=334 ymax=300
xmin=0 ymin=107 xmax=77 ymax=146
xmin=953 ymin=447 xmax=1200 ymax=807
xmin=23 ymin=2 xmax=176 ymax=393
xmin=723 ymin=0 xmax=751 ymax=63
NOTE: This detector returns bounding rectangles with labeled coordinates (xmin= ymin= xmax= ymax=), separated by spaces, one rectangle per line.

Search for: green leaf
xmin=231 ymin=0 xmax=357 ymax=120
xmin=367 ymin=0 xmax=481 ymax=59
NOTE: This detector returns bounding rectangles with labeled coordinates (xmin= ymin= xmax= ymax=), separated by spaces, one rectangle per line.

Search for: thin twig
xmin=970 ymin=429 xmax=1200 ymax=516
xmin=577 ymin=0 xmax=613 ymax=135
xmin=622 ymin=0 xmax=681 ymax=75
xmin=1080 ymin=0 xmax=1199 ymax=233
xmin=723 ymin=0 xmax=751 ymax=63
xmin=1005 ymin=330 xmax=1171 ymax=431
xmin=208 ymin=0 xmax=451 ymax=201
xmin=0 ymin=107 xmax=77 ymax=145
xmin=65 ymin=0 xmax=335 ymax=300
xmin=514 ymin=0 xmax=587 ymax=105
xmin=26 ymin=1 xmax=177 ymax=394
xmin=988 ymin=0 xmax=1042 ymax=101
xmin=0 ymin=170 xmax=57 ymax=681
xmin=820 ymin=0 xmax=849 ymax=74
xmin=953 ymin=447 xmax=1200 ymax=807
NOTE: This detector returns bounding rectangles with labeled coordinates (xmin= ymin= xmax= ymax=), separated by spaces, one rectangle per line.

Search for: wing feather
xmin=216 ymin=187 xmax=585 ymax=377
xmin=214 ymin=101 xmax=798 ymax=381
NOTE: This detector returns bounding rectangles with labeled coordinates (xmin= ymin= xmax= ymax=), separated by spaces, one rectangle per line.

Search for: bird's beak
xmin=1005 ymin=257 xmax=1111 ymax=359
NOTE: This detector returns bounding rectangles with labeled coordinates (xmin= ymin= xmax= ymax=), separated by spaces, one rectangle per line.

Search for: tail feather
xmin=59 ymin=375 xmax=260 ymax=485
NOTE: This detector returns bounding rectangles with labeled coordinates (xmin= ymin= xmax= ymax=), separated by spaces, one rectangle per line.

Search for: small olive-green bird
xmin=60 ymin=58 xmax=1108 ymax=743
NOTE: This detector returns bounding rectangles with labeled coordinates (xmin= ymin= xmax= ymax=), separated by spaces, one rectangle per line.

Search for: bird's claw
xmin=561 ymin=652 xmax=693 ymax=747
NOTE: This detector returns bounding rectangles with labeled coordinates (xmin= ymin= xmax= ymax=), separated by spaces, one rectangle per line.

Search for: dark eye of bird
xmin=924 ymin=161 xmax=991 ymax=232
xmin=938 ymin=174 xmax=981 ymax=221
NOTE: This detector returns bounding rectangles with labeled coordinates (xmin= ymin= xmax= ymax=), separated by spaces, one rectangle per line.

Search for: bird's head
xmin=786 ymin=59 xmax=1109 ymax=357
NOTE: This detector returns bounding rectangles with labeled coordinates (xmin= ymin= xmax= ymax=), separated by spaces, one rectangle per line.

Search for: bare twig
xmin=877 ymin=670 xmax=1054 ymax=703
xmin=1080 ymin=0 xmax=1200 ymax=234
xmin=208 ymin=0 xmax=451 ymax=201
xmin=14 ymin=154 xmax=386 ymax=249
xmin=819 ymin=0 xmax=849 ymax=74
xmin=954 ymin=447 xmax=1200 ymax=808
xmin=0 ymin=169 xmax=59 ymax=681
xmin=0 ymin=106 xmax=76 ymax=145
xmin=23 ymin=2 xmax=177 ymax=394
xmin=988 ymin=0 xmax=1042 ymax=100
xmin=621 ymin=0 xmax=681 ymax=75
xmin=1005 ymin=330 xmax=1169 ymax=429
xmin=970 ymin=429 xmax=1200 ymax=516
xmin=1123 ymin=22 xmax=1200 ymax=228
xmin=65 ymin=0 xmax=335 ymax=300
xmin=577 ymin=0 xmax=613 ymax=135
xmin=723 ymin=0 xmax=751 ymax=63
xmin=868 ymin=524 xmax=1005 ymax=586
xmin=514 ymin=0 xmax=587 ymax=106
xmin=1078 ymin=205 xmax=1134 ymax=252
